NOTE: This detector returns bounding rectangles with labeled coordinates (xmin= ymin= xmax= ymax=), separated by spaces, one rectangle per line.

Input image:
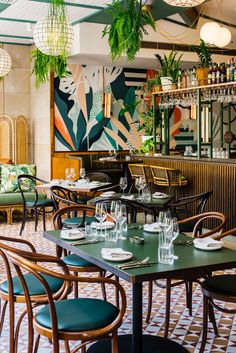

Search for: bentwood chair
xmin=17 ymin=174 xmax=55 ymax=235
xmin=128 ymin=163 xmax=154 ymax=191
xmin=6 ymin=250 xmax=126 ymax=353
xmin=150 ymin=165 xmax=187 ymax=198
xmin=169 ymin=191 xmax=213 ymax=233
xmin=50 ymin=185 xmax=97 ymax=228
xmin=0 ymin=236 xmax=68 ymax=353
xmin=53 ymin=205 xmax=106 ymax=299
xmin=146 ymin=212 xmax=227 ymax=338
xmin=199 ymin=227 xmax=236 ymax=353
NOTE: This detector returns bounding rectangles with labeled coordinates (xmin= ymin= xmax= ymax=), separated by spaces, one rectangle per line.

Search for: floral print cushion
xmin=0 ymin=164 xmax=36 ymax=193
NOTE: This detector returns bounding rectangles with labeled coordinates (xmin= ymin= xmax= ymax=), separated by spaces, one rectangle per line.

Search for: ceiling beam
xmin=30 ymin=0 xmax=105 ymax=10
xmin=179 ymin=7 xmax=199 ymax=29
xmin=0 ymin=34 xmax=33 ymax=39
xmin=0 ymin=17 xmax=36 ymax=23
xmin=200 ymin=14 xmax=236 ymax=29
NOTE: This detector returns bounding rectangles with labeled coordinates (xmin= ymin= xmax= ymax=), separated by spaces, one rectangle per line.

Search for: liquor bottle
xmin=182 ymin=70 xmax=187 ymax=89
xmin=216 ymin=62 xmax=220 ymax=84
xmin=230 ymin=58 xmax=234 ymax=82
xmin=191 ymin=67 xmax=198 ymax=86
xmin=207 ymin=65 xmax=212 ymax=85
xmin=226 ymin=59 xmax=230 ymax=82
xmin=211 ymin=62 xmax=216 ymax=84
xmin=220 ymin=63 xmax=225 ymax=83
xmin=186 ymin=69 xmax=191 ymax=88
xmin=177 ymin=69 xmax=182 ymax=89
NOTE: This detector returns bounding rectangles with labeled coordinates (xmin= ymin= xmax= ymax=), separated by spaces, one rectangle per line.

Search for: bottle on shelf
xmin=216 ymin=62 xmax=220 ymax=84
xmin=220 ymin=63 xmax=226 ymax=83
xmin=177 ymin=69 xmax=182 ymax=89
xmin=226 ymin=59 xmax=230 ymax=82
xmin=208 ymin=65 xmax=212 ymax=85
xmin=191 ymin=67 xmax=198 ymax=87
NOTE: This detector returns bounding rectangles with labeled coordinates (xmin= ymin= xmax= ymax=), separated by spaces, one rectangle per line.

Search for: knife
xmin=69 ymin=240 xmax=104 ymax=245
xmin=118 ymin=262 xmax=156 ymax=270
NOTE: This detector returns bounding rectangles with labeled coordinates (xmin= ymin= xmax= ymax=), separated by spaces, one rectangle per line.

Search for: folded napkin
xmin=60 ymin=229 xmax=84 ymax=237
xmin=100 ymin=191 xmax=116 ymax=197
xmin=143 ymin=222 xmax=161 ymax=232
xmin=120 ymin=195 xmax=135 ymax=200
xmin=101 ymin=248 xmax=131 ymax=256
xmin=99 ymin=157 xmax=108 ymax=161
xmin=193 ymin=237 xmax=223 ymax=248
xmin=152 ymin=192 xmax=169 ymax=199
xmin=91 ymin=221 xmax=115 ymax=229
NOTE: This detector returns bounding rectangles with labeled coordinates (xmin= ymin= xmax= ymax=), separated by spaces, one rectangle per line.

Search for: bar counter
xmin=141 ymin=155 xmax=236 ymax=228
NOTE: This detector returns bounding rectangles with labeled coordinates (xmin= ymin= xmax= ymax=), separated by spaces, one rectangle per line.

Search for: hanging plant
xmin=102 ymin=0 xmax=156 ymax=61
xmin=31 ymin=0 xmax=73 ymax=87
xmin=31 ymin=48 xmax=69 ymax=88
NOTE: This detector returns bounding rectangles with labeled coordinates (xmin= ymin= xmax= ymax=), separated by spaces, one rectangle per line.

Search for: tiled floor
xmin=0 ymin=219 xmax=236 ymax=353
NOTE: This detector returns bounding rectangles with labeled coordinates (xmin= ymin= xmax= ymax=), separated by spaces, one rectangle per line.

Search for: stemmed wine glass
xmin=139 ymin=176 xmax=147 ymax=196
xmin=65 ymin=168 xmax=71 ymax=183
xmin=116 ymin=203 xmax=127 ymax=239
xmin=70 ymin=168 xmax=76 ymax=181
xmin=135 ymin=178 xmax=142 ymax=198
xmin=119 ymin=177 xmax=128 ymax=195
xmin=80 ymin=168 xmax=86 ymax=180
xmin=95 ymin=202 xmax=107 ymax=237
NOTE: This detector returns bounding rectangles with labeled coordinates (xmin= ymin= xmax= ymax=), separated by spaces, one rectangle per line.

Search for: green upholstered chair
xmin=6 ymin=250 xmax=126 ymax=353
xmin=52 ymin=204 xmax=107 ymax=299
xmin=199 ymin=227 xmax=236 ymax=353
xmin=0 ymin=236 xmax=68 ymax=353
xmin=17 ymin=174 xmax=55 ymax=235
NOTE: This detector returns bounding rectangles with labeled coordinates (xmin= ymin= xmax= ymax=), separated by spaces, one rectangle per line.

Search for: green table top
xmin=43 ymin=227 xmax=236 ymax=284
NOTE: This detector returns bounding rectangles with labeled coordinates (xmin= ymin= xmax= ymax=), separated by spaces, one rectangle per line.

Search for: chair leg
xmin=111 ymin=331 xmax=118 ymax=353
xmin=164 ymin=278 xmax=171 ymax=339
xmin=99 ymin=271 xmax=107 ymax=301
xmin=185 ymin=281 xmax=193 ymax=316
xmin=145 ymin=281 xmax=153 ymax=323
xmin=64 ymin=340 xmax=71 ymax=353
xmin=33 ymin=335 xmax=41 ymax=353
xmin=42 ymin=207 xmax=46 ymax=231
xmin=199 ymin=295 xmax=209 ymax=353
xmin=34 ymin=209 xmax=39 ymax=232
xmin=0 ymin=300 xmax=7 ymax=336
xmin=115 ymin=276 xmax=119 ymax=308
xmin=73 ymin=271 xmax=79 ymax=298
xmin=19 ymin=209 xmax=28 ymax=236
xmin=208 ymin=301 xmax=218 ymax=336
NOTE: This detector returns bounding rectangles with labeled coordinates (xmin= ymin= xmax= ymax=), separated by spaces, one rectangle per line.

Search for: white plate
xmin=100 ymin=192 xmax=116 ymax=197
xmin=193 ymin=238 xmax=223 ymax=251
xmin=143 ymin=224 xmax=161 ymax=233
xmin=91 ymin=221 xmax=115 ymax=230
xmin=152 ymin=194 xmax=169 ymax=199
xmin=102 ymin=252 xmax=133 ymax=262
xmin=60 ymin=230 xmax=85 ymax=240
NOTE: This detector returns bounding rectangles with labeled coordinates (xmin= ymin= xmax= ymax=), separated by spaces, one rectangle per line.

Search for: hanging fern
xmin=103 ymin=0 xmax=156 ymax=61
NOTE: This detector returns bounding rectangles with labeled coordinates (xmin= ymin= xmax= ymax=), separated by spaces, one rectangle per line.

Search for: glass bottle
xmin=208 ymin=65 xmax=212 ymax=85
xmin=216 ymin=63 xmax=220 ymax=85
xmin=177 ymin=69 xmax=182 ymax=89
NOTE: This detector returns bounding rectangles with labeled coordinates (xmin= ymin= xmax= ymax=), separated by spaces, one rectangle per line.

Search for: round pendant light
xmin=214 ymin=26 xmax=231 ymax=47
xmin=0 ymin=48 xmax=11 ymax=77
xmin=162 ymin=0 xmax=205 ymax=7
xmin=200 ymin=21 xmax=231 ymax=48
xmin=200 ymin=22 xmax=221 ymax=45
xmin=33 ymin=5 xmax=74 ymax=56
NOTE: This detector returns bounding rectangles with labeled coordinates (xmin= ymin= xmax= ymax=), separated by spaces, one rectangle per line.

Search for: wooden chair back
xmin=53 ymin=204 xmax=96 ymax=229
xmin=50 ymin=185 xmax=77 ymax=210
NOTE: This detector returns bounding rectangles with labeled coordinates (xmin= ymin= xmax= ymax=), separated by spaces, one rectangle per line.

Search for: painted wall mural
xmin=54 ymin=64 xmax=148 ymax=152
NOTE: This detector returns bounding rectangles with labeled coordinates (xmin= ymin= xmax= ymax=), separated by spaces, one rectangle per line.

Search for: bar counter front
xmin=142 ymin=155 xmax=236 ymax=228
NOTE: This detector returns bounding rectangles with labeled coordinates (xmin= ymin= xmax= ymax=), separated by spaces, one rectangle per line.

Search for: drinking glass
xmin=119 ymin=177 xmax=128 ymax=195
xmin=65 ymin=168 xmax=71 ymax=183
xmin=116 ymin=203 xmax=127 ymax=240
xmin=139 ymin=176 xmax=147 ymax=195
xmin=158 ymin=210 xmax=171 ymax=225
xmin=135 ymin=178 xmax=142 ymax=198
xmin=95 ymin=203 xmax=107 ymax=237
xmin=80 ymin=168 xmax=86 ymax=180
xmin=70 ymin=168 xmax=76 ymax=181
xmin=158 ymin=231 xmax=174 ymax=265
xmin=110 ymin=200 xmax=117 ymax=221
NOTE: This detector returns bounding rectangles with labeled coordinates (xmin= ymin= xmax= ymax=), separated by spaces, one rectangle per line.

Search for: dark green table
xmin=43 ymin=228 xmax=236 ymax=353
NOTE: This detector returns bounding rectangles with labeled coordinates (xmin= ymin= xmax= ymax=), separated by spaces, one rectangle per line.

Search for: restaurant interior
xmin=1 ymin=0 xmax=236 ymax=352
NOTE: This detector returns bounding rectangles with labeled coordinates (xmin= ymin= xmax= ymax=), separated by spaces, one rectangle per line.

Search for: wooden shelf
xmin=152 ymin=81 xmax=236 ymax=96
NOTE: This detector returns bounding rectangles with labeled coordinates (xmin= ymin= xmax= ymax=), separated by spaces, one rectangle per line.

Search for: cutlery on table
xmin=118 ymin=262 xmax=155 ymax=270
xmin=68 ymin=239 xmax=104 ymax=245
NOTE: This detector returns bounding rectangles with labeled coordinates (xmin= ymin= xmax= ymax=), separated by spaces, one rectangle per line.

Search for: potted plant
xmin=192 ymin=39 xmax=212 ymax=86
xmin=102 ymin=0 xmax=156 ymax=61
xmin=152 ymin=71 xmax=162 ymax=93
xmin=155 ymin=51 xmax=182 ymax=91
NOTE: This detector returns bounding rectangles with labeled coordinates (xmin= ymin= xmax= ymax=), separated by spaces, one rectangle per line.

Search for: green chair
xmin=17 ymin=174 xmax=55 ymax=235
xmin=6 ymin=250 xmax=126 ymax=353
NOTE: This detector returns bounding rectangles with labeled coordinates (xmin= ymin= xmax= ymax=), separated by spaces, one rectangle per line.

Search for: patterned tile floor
xmin=0 ymin=218 xmax=236 ymax=353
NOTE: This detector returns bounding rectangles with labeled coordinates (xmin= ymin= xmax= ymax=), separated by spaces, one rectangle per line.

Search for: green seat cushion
xmin=63 ymin=216 xmax=96 ymax=226
xmin=0 ymin=273 xmax=64 ymax=296
xmin=0 ymin=192 xmax=46 ymax=206
xmin=26 ymin=198 xmax=54 ymax=207
xmin=203 ymin=275 xmax=236 ymax=296
xmin=63 ymin=254 xmax=93 ymax=267
xmin=35 ymin=298 xmax=119 ymax=332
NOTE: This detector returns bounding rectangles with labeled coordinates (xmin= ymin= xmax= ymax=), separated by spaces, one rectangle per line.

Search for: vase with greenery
xmin=102 ymin=0 xmax=156 ymax=62
xmin=31 ymin=0 xmax=71 ymax=87
xmin=192 ymin=39 xmax=212 ymax=86
xmin=155 ymin=51 xmax=182 ymax=91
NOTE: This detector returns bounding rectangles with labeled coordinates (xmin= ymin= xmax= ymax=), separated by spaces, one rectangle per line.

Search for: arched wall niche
xmin=15 ymin=115 xmax=29 ymax=164
xmin=0 ymin=115 xmax=14 ymax=161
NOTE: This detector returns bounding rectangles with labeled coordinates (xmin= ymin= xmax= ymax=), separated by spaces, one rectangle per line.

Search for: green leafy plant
xmin=102 ymin=0 xmax=156 ymax=61
xmin=139 ymin=138 xmax=154 ymax=154
xmin=31 ymin=0 xmax=71 ymax=87
xmin=192 ymin=39 xmax=212 ymax=68
xmin=31 ymin=48 xmax=69 ymax=87
xmin=139 ymin=72 xmax=162 ymax=94
xmin=155 ymin=51 xmax=182 ymax=82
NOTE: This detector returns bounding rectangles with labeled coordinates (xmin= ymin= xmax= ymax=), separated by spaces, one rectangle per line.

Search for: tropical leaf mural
xmin=54 ymin=64 xmax=147 ymax=151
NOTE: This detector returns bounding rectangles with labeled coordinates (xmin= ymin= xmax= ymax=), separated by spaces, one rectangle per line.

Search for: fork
xmin=116 ymin=256 xmax=150 ymax=268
